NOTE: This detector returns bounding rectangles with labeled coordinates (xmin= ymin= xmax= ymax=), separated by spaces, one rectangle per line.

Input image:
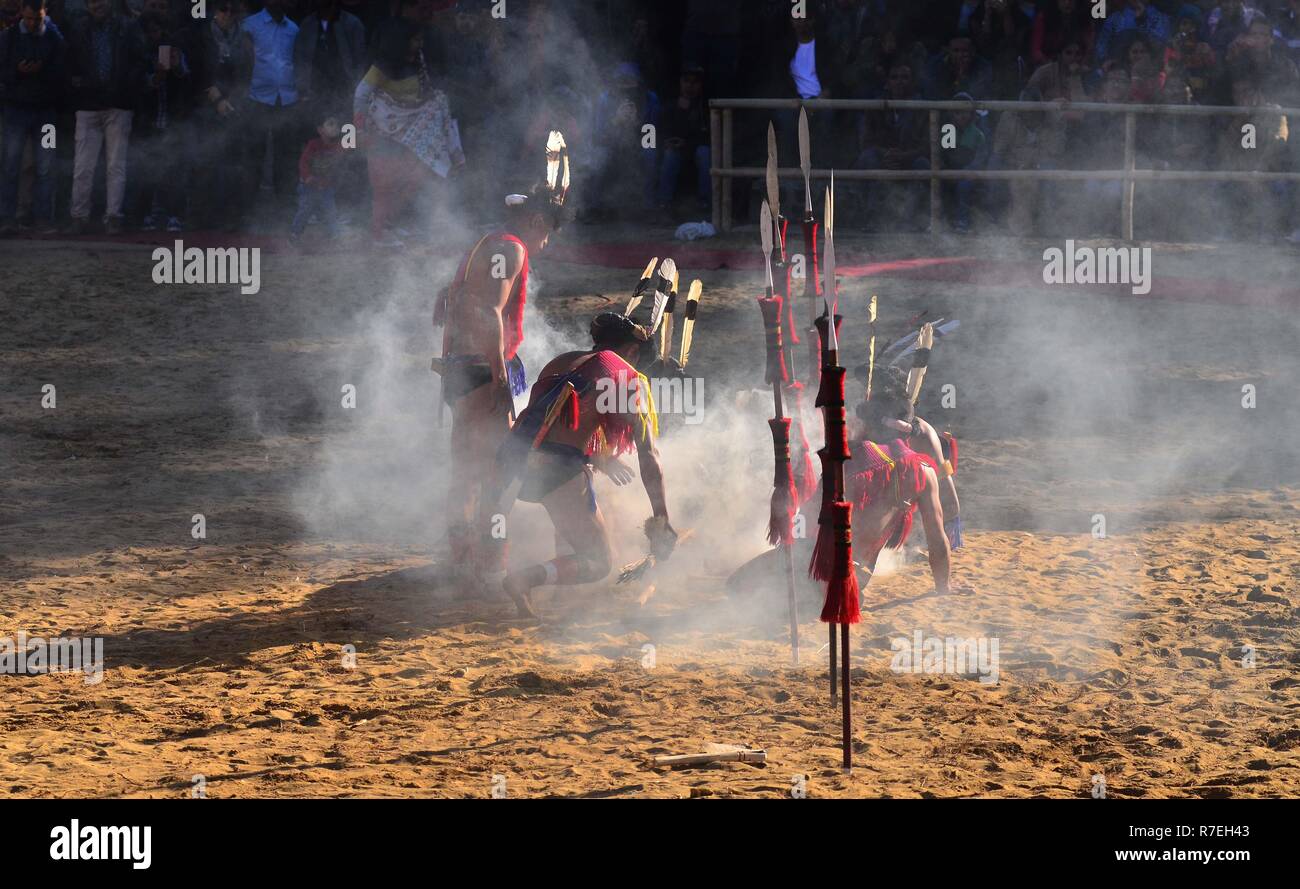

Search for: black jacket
xmin=65 ymin=14 xmax=147 ymax=111
xmin=0 ymin=20 xmax=66 ymax=108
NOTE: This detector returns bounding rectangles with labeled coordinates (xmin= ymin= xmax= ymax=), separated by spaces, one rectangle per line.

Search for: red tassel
xmin=567 ymin=389 xmax=580 ymax=430
xmin=787 ymin=383 xmax=817 ymax=504
xmin=820 ymin=501 xmax=861 ymax=624
xmin=809 ymin=451 xmax=836 ymax=581
xmin=757 ymin=296 xmax=789 ymax=385
xmin=767 ymin=418 xmax=797 ymax=546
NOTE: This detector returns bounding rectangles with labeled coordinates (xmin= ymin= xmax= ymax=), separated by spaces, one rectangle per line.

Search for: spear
xmin=771 ymin=119 xmax=817 ymax=506
xmin=767 ymin=122 xmax=797 ymax=374
xmin=812 ymin=177 xmax=858 ymax=773
xmin=759 ymin=199 xmax=801 ymax=665
xmin=798 ymin=107 xmax=822 ymax=384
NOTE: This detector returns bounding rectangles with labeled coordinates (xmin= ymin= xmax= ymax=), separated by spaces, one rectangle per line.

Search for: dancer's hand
xmin=594 ymin=454 xmax=635 ymax=486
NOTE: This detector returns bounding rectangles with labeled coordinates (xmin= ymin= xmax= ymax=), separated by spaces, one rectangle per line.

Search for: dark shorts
xmin=442 ymin=357 xmax=493 ymax=405
xmin=441 ymin=354 xmax=527 ymax=406
xmin=517 ymin=442 xmax=595 ymax=508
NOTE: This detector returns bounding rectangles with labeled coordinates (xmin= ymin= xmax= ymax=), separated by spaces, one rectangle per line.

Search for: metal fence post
xmin=1122 ymin=112 xmax=1136 ymax=240
xmin=722 ymin=108 xmax=734 ymax=232
xmin=929 ymin=109 xmax=942 ymax=235
xmin=710 ymin=107 xmax=722 ymax=230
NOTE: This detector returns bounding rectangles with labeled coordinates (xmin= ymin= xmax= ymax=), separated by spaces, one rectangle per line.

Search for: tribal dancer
xmin=490 ymin=312 xmax=675 ymax=618
xmin=847 ymin=366 xmax=951 ymax=594
xmin=433 ymin=131 xmax=571 ymax=586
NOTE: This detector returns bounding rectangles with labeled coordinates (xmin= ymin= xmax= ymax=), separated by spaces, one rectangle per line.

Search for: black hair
xmin=373 ymin=18 xmax=418 ymax=80
xmin=590 ymin=312 xmax=648 ymax=348
xmin=856 ymin=366 xmax=913 ymax=441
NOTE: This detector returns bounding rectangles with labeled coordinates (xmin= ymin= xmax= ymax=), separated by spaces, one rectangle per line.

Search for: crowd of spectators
xmin=1 ymin=0 xmax=1298 ymax=243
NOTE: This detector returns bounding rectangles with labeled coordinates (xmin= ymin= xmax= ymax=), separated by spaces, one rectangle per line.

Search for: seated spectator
xmin=1031 ymin=0 xmax=1096 ymax=68
xmin=1164 ymin=9 xmax=1219 ymax=104
xmin=940 ymin=92 xmax=990 ymax=232
xmin=291 ymin=112 xmax=343 ymax=243
xmin=1225 ymin=16 xmax=1300 ymax=106
xmin=588 ymin=61 xmax=657 ymax=219
xmin=656 ymin=62 xmax=710 ymax=216
xmin=1122 ymin=33 xmax=1166 ymax=103
xmin=1207 ymin=1 xmax=1265 ymax=57
xmin=1094 ymin=0 xmax=1171 ymax=66
xmin=1218 ymin=65 xmax=1288 ymax=240
xmin=65 ymin=0 xmax=144 ymax=235
xmin=973 ymin=0 xmax=1035 ymax=99
xmin=992 ymin=38 xmax=1087 ymax=235
xmin=923 ymin=36 xmax=994 ymax=100
xmin=855 ymin=61 xmax=929 ymax=230
xmin=0 ymin=0 xmax=64 ymax=236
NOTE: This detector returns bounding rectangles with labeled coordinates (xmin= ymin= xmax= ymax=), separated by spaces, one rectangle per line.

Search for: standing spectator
xmin=1095 ymin=0 xmax=1171 ymax=65
xmin=290 ymin=111 xmax=342 ymax=243
xmin=295 ymin=0 xmax=365 ymax=120
xmin=354 ymin=18 xmax=462 ymax=246
xmin=193 ymin=0 xmax=247 ymax=230
xmin=65 ymin=0 xmax=144 ymax=235
xmin=241 ymin=0 xmax=299 ymax=223
xmin=0 ymin=0 xmax=64 ymax=235
xmin=131 ymin=0 xmax=195 ymax=232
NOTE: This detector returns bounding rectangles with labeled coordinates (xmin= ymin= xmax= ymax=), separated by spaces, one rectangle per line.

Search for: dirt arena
xmin=2 ymin=227 xmax=1298 ymax=798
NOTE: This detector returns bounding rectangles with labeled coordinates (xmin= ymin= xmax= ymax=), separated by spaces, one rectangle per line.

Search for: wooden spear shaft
xmin=772 ymin=383 xmax=800 ymax=666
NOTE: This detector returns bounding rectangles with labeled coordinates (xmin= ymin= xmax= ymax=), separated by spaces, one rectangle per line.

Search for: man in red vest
xmin=434 ymin=132 xmax=571 ymax=588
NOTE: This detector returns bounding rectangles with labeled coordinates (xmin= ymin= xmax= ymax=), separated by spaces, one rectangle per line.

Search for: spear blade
xmin=766 ymin=122 xmax=781 ymax=226
xmin=798 ymin=107 xmax=812 ymax=215
xmin=760 ymin=200 xmax=775 ymax=294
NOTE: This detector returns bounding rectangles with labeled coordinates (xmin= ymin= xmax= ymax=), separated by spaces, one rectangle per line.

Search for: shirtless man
xmin=435 ymin=138 xmax=570 ymax=583
xmin=490 ymin=312 xmax=674 ymax=618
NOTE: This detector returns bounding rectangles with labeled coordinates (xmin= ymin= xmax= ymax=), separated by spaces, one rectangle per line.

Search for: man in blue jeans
xmin=240 ymin=0 xmax=299 ymax=224
xmin=0 ymin=0 xmax=63 ymax=235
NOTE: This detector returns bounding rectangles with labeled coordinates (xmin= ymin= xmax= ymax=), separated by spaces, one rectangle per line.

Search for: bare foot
xmin=504 ymin=575 xmax=538 ymax=619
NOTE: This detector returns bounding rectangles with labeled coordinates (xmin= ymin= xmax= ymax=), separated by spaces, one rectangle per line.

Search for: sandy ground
xmin=2 ymin=226 xmax=1298 ymax=798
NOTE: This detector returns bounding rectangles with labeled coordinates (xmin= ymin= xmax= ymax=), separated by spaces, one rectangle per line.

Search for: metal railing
xmin=709 ymin=97 xmax=1300 ymax=239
